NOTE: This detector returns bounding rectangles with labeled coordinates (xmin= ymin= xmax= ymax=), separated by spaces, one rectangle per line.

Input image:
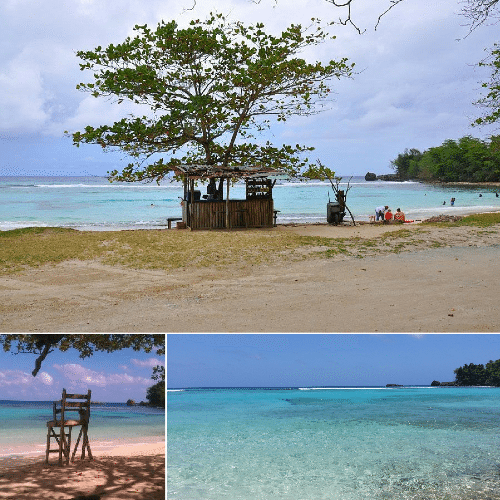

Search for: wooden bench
xmin=167 ymin=217 xmax=182 ymax=229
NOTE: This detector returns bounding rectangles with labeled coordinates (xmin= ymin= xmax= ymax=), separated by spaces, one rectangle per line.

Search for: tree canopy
xmin=454 ymin=358 xmax=500 ymax=386
xmin=0 ymin=334 xmax=165 ymax=378
xmin=474 ymin=43 xmax=500 ymax=127
xmin=390 ymin=136 xmax=500 ymax=182
xmin=146 ymin=380 xmax=165 ymax=408
xmin=69 ymin=14 xmax=354 ymax=183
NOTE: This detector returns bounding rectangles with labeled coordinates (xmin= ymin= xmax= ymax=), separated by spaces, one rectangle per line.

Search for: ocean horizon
xmin=2 ymin=175 xmax=500 ymax=231
xmin=0 ymin=399 xmax=165 ymax=458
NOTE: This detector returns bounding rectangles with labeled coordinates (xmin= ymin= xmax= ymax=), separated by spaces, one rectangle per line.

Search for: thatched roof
xmin=171 ymin=164 xmax=288 ymax=180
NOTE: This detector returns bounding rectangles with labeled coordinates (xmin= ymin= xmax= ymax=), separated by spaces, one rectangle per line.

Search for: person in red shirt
xmin=384 ymin=208 xmax=393 ymax=221
xmin=394 ymin=208 xmax=405 ymax=222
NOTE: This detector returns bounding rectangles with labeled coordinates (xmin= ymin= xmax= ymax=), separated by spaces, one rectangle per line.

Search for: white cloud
xmin=0 ymin=54 xmax=50 ymax=133
xmin=39 ymin=371 xmax=54 ymax=385
xmin=131 ymin=357 xmax=165 ymax=368
xmin=52 ymin=363 xmax=151 ymax=388
xmin=0 ymin=369 xmax=53 ymax=386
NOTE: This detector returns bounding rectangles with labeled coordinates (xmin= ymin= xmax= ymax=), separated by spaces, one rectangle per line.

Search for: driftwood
xmin=315 ymin=160 xmax=355 ymax=225
xmin=327 ymin=175 xmax=356 ymax=226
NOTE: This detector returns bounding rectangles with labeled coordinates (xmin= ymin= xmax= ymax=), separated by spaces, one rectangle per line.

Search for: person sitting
xmin=394 ymin=208 xmax=405 ymax=222
xmin=384 ymin=208 xmax=393 ymax=222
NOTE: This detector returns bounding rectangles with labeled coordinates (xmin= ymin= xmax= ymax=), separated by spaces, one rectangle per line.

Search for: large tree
xmin=69 ymin=14 xmax=354 ymax=183
xmin=0 ymin=334 xmax=165 ymax=378
xmin=474 ymin=43 xmax=500 ymax=126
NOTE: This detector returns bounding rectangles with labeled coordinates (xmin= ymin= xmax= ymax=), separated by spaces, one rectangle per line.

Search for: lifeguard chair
xmin=46 ymin=388 xmax=93 ymax=466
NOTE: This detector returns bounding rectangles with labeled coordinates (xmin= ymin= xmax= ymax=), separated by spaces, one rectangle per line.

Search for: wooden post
xmin=226 ymin=177 xmax=230 ymax=230
xmin=189 ymin=178 xmax=195 ymax=228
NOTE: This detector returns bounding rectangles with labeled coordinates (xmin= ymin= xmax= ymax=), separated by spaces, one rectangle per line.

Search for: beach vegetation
xmin=146 ymin=380 xmax=165 ymax=408
xmin=380 ymin=228 xmax=416 ymax=240
xmin=454 ymin=362 xmax=488 ymax=385
xmin=474 ymin=42 xmax=500 ymax=126
xmin=0 ymin=216 xmax=498 ymax=283
xmin=454 ymin=358 xmax=500 ymax=386
xmin=0 ymin=227 xmax=308 ymax=275
xmin=390 ymin=136 xmax=500 ymax=182
xmin=422 ymin=212 xmax=500 ymax=227
xmin=69 ymin=13 xmax=354 ymax=182
xmin=0 ymin=334 xmax=164 ymax=377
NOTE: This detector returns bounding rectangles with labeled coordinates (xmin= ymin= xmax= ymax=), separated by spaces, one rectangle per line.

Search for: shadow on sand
xmin=0 ymin=454 xmax=165 ymax=500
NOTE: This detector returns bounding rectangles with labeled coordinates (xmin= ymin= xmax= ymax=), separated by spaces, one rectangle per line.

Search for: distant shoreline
xmin=375 ymin=174 xmax=500 ymax=188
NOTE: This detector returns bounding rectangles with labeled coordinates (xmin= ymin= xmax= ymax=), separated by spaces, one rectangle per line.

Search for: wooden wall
xmin=187 ymin=198 xmax=274 ymax=230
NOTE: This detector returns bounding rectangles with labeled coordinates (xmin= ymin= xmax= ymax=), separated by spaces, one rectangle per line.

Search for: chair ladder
xmin=46 ymin=425 xmax=73 ymax=466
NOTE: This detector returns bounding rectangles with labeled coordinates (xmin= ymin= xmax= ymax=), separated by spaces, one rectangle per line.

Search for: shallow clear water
xmin=1 ymin=176 xmax=499 ymax=230
xmin=0 ymin=400 xmax=165 ymax=455
xmin=167 ymin=387 xmax=500 ymax=500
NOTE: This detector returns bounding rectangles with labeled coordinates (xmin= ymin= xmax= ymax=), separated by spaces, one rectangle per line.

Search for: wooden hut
xmin=172 ymin=165 xmax=287 ymax=230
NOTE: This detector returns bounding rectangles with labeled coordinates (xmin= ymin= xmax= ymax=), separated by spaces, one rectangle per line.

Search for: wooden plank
xmin=187 ymin=197 xmax=274 ymax=230
xmin=63 ymin=402 xmax=89 ymax=408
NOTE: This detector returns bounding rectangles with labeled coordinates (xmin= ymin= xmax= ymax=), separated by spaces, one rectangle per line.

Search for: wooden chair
xmin=46 ymin=388 xmax=93 ymax=465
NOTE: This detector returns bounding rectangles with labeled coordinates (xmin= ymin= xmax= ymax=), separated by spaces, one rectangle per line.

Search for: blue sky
xmin=1 ymin=0 xmax=499 ymax=178
xmin=0 ymin=343 xmax=164 ymax=402
xmin=167 ymin=334 xmax=500 ymax=388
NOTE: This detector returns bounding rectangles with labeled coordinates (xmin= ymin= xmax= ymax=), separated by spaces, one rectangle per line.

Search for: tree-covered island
xmin=432 ymin=358 xmax=500 ymax=387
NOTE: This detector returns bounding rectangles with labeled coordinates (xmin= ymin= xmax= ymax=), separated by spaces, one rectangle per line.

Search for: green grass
xmin=0 ymin=227 xmax=323 ymax=275
xmin=1 ymin=214 xmax=499 ymax=275
xmin=423 ymin=212 xmax=500 ymax=228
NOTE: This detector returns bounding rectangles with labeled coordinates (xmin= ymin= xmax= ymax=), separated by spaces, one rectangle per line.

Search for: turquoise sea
xmin=1 ymin=176 xmax=500 ymax=231
xmin=0 ymin=400 xmax=165 ymax=457
xmin=167 ymin=387 xmax=500 ymax=500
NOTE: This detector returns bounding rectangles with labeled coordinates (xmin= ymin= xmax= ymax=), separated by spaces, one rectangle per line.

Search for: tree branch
xmin=32 ymin=334 xmax=65 ymax=376
xmin=375 ymin=0 xmax=406 ymax=30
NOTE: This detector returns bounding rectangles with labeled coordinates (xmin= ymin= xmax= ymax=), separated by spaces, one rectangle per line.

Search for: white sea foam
xmin=299 ymin=387 xmax=393 ymax=390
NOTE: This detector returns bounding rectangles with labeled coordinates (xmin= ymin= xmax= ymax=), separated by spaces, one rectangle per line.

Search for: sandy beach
xmin=0 ymin=440 xmax=165 ymax=500
xmin=1 ymin=220 xmax=500 ymax=332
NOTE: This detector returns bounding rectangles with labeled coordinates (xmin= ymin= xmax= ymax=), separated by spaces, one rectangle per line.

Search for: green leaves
xmin=71 ymin=13 xmax=353 ymax=182
xmin=390 ymin=136 xmax=500 ymax=182
xmin=474 ymin=43 xmax=500 ymax=126
xmin=0 ymin=334 xmax=165 ymax=377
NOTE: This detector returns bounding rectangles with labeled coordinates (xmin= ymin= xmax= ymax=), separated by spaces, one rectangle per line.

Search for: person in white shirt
xmin=375 ymin=205 xmax=388 ymax=221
